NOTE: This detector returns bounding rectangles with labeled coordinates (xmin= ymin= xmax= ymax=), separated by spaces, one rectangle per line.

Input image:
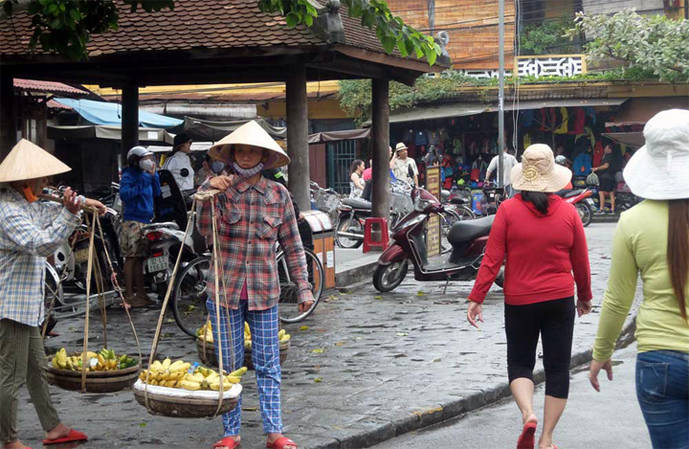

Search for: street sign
xmin=425 ymin=166 xmax=441 ymax=257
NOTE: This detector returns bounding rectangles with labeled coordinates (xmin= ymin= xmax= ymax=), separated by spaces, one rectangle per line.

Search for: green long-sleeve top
xmin=593 ymin=200 xmax=689 ymax=361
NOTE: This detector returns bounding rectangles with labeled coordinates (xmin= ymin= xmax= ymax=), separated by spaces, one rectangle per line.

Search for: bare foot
xmin=523 ymin=413 xmax=538 ymax=425
xmin=44 ymin=422 xmax=71 ymax=441
xmin=214 ymin=435 xmax=240 ymax=449
xmin=267 ymin=433 xmax=296 ymax=449
xmin=4 ymin=440 xmax=31 ymax=449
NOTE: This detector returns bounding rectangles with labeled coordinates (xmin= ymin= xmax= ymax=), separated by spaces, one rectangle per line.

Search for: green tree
xmin=2 ymin=0 xmax=440 ymax=64
xmin=569 ymin=9 xmax=689 ymax=82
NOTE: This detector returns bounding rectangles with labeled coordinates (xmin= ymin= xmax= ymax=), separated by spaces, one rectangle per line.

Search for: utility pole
xmin=497 ymin=0 xmax=505 ymax=188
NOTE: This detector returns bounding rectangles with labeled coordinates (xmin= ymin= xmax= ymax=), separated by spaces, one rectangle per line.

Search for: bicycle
xmin=171 ymin=246 xmax=325 ymax=337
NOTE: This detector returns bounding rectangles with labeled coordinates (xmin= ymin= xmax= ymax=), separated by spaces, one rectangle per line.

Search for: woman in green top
xmin=589 ymin=109 xmax=689 ymax=449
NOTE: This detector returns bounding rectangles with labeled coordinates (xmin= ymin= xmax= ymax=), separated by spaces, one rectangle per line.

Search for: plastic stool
xmin=363 ymin=217 xmax=389 ymax=253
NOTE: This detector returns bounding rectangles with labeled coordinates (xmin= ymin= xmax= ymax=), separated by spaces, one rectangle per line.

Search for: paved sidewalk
xmin=16 ymin=224 xmax=634 ymax=449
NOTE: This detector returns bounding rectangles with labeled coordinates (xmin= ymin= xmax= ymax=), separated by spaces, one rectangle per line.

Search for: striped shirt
xmin=196 ymin=176 xmax=310 ymax=310
xmin=0 ymin=187 xmax=81 ymax=326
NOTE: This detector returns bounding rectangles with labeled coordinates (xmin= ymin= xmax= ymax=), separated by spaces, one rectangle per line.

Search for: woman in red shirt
xmin=466 ymin=144 xmax=593 ymax=449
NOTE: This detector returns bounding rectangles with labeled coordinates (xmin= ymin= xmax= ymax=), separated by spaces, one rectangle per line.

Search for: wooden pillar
xmin=0 ymin=71 xmax=15 ymax=158
xmin=121 ymin=81 xmax=139 ymax=158
xmin=286 ymin=64 xmax=310 ymax=212
xmin=371 ymin=78 xmax=390 ymax=219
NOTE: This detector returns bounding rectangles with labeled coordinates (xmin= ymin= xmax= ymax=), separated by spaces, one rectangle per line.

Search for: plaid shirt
xmin=197 ymin=176 xmax=310 ymax=310
xmin=0 ymin=187 xmax=81 ymax=327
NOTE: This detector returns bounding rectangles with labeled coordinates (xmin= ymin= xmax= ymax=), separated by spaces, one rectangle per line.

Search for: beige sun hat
xmin=208 ymin=120 xmax=290 ymax=169
xmin=395 ymin=142 xmax=408 ymax=153
xmin=511 ymin=143 xmax=572 ymax=193
xmin=623 ymin=109 xmax=689 ymax=200
xmin=0 ymin=139 xmax=71 ymax=183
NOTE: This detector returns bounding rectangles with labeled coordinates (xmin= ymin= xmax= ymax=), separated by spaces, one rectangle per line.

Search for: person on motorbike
xmin=162 ymin=132 xmax=195 ymax=204
xmin=467 ymin=144 xmax=592 ymax=449
xmin=0 ymin=139 xmax=105 ymax=449
xmin=555 ymin=155 xmax=573 ymax=191
xmin=119 ymin=146 xmax=161 ymax=309
xmin=390 ymin=142 xmax=418 ymax=187
xmin=197 ymin=120 xmax=313 ymax=449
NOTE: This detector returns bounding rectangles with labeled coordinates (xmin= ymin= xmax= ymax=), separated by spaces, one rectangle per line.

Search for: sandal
xmin=517 ymin=420 xmax=537 ymax=449
xmin=266 ymin=436 xmax=297 ymax=449
xmin=42 ymin=429 xmax=88 ymax=445
xmin=213 ymin=437 xmax=240 ymax=449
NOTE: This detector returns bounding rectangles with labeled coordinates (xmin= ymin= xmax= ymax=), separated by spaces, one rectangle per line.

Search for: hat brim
xmin=208 ymin=121 xmax=290 ymax=170
xmin=511 ymin=163 xmax=571 ymax=193
xmin=623 ymin=145 xmax=689 ymax=200
xmin=0 ymin=139 xmax=71 ymax=183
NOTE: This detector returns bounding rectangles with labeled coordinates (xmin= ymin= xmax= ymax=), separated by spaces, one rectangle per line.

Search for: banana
xmin=180 ymin=380 xmax=201 ymax=391
xmin=161 ymin=358 xmax=171 ymax=370
xmin=278 ymin=329 xmax=286 ymax=339
xmin=150 ymin=360 xmax=163 ymax=372
xmin=169 ymin=360 xmax=185 ymax=372
xmin=280 ymin=334 xmax=291 ymax=343
xmin=229 ymin=367 xmax=247 ymax=377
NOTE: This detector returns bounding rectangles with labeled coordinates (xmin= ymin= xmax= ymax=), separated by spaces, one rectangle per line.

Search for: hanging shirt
xmin=162 ymin=151 xmax=195 ymax=191
xmin=0 ymin=188 xmax=81 ymax=326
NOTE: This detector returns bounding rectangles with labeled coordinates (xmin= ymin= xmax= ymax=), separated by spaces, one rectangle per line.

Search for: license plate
xmin=146 ymin=256 xmax=168 ymax=273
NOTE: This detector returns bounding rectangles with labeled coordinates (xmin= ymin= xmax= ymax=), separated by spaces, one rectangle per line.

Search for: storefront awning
xmin=308 ymin=128 xmax=370 ymax=143
xmin=601 ymin=132 xmax=644 ymax=149
xmin=384 ymin=98 xmax=628 ymax=124
xmin=53 ymin=98 xmax=183 ymax=128
xmin=48 ymin=125 xmax=174 ymax=143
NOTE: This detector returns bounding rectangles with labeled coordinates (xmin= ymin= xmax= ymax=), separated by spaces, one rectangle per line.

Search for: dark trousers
xmin=504 ymin=297 xmax=575 ymax=399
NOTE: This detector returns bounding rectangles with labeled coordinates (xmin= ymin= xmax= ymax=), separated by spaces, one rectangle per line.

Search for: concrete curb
xmin=335 ymin=260 xmax=379 ymax=288
xmin=311 ymin=318 xmax=637 ymax=449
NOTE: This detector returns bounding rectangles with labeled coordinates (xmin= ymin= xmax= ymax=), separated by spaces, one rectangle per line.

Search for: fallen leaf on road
xmin=299 ymin=325 xmax=309 ymax=331
xmin=139 ymin=422 xmax=147 ymax=428
xmin=314 ymin=377 xmax=323 ymax=383
xmin=334 ymin=341 xmax=345 ymax=346
xmin=374 ymin=295 xmax=383 ymax=300
xmin=312 ymin=348 xmax=324 ymax=353
xmin=432 ymin=358 xmax=442 ymax=362
xmin=417 ymin=291 xmax=425 ymax=296
xmin=396 ymin=332 xmax=408 ymax=336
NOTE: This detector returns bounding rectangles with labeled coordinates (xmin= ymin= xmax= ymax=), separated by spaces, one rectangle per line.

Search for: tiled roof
xmin=0 ymin=0 xmax=394 ymax=57
xmin=14 ymin=78 xmax=88 ymax=96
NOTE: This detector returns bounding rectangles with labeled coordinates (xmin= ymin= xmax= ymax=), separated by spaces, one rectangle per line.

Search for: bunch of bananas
xmin=197 ymin=321 xmax=291 ymax=350
xmin=139 ymin=358 xmax=248 ymax=391
xmin=51 ymin=348 xmax=137 ymax=371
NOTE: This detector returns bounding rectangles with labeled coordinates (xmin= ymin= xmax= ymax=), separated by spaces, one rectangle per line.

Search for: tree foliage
xmin=3 ymin=0 xmax=441 ymax=65
xmin=519 ymin=18 xmax=581 ymax=55
xmin=569 ymin=9 xmax=689 ymax=82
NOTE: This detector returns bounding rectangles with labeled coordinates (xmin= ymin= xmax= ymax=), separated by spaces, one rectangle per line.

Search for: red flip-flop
xmin=213 ymin=437 xmax=240 ymax=449
xmin=42 ymin=429 xmax=88 ymax=445
xmin=266 ymin=436 xmax=297 ymax=449
xmin=516 ymin=421 xmax=537 ymax=449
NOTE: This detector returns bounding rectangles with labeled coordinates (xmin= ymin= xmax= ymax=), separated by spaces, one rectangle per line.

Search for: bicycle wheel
xmin=44 ymin=261 xmax=64 ymax=318
xmin=172 ymin=255 xmax=211 ymax=337
xmin=278 ymin=247 xmax=324 ymax=323
xmin=336 ymin=215 xmax=364 ymax=249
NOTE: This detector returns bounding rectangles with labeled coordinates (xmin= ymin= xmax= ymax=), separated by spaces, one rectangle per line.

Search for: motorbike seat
xmin=342 ymin=198 xmax=372 ymax=210
xmin=447 ymin=215 xmax=495 ymax=245
xmin=561 ymin=189 xmax=584 ymax=199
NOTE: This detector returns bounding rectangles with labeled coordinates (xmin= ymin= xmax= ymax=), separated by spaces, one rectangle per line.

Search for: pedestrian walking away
xmin=0 ymin=139 xmax=105 ymax=449
xmin=589 ymin=109 xmax=689 ymax=449
xmin=119 ymin=145 xmax=161 ymax=309
xmin=466 ymin=143 xmax=593 ymax=449
xmin=485 ymin=147 xmax=519 ymax=197
xmin=197 ymin=120 xmax=314 ymax=449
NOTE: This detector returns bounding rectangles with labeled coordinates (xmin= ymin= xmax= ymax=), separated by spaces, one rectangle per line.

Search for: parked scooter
xmin=555 ymin=188 xmax=595 ymax=227
xmin=372 ymin=187 xmax=503 ymax=292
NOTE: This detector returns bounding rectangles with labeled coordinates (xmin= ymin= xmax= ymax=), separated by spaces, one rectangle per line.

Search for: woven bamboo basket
xmin=196 ymin=338 xmax=290 ymax=370
xmin=132 ymin=380 xmax=241 ymax=418
xmin=45 ymin=361 xmax=140 ymax=393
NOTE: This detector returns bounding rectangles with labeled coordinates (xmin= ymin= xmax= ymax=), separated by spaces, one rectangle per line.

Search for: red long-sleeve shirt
xmin=468 ymin=194 xmax=592 ymax=305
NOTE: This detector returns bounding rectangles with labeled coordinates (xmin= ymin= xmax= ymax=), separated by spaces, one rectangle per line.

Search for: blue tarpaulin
xmin=53 ymin=98 xmax=183 ymax=128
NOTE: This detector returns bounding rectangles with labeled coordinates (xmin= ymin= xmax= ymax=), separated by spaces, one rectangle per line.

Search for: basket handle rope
xmin=210 ymin=195 xmax=226 ymax=416
xmin=144 ymin=197 xmax=198 ymax=412
xmin=93 ymin=212 xmax=143 ymax=368
xmin=80 ymin=210 xmax=97 ymax=392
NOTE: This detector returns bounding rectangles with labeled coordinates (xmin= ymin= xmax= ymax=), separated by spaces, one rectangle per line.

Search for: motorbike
xmin=555 ymin=188 xmax=595 ymax=227
xmin=372 ymin=186 xmax=503 ymax=293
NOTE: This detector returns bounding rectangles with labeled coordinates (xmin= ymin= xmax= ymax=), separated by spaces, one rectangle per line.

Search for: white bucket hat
xmin=208 ymin=120 xmax=290 ymax=170
xmin=0 ymin=139 xmax=71 ymax=183
xmin=623 ymin=109 xmax=689 ymax=200
xmin=511 ymin=144 xmax=571 ymax=193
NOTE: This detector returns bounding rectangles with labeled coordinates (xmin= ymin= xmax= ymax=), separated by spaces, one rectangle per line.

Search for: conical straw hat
xmin=0 ymin=139 xmax=72 ymax=183
xmin=208 ymin=120 xmax=290 ymax=170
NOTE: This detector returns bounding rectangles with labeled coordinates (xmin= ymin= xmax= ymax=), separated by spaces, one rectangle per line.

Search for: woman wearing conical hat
xmin=0 ymin=139 xmax=105 ymax=449
xmin=196 ymin=121 xmax=313 ymax=449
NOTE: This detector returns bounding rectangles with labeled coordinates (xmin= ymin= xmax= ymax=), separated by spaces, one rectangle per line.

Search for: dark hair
xmin=172 ymin=132 xmax=191 ymax=154
xmin=521 ymin=191 xmax=549 ymax=214
xmin=667 ymin=199 xmax=689 ymax=321
xmin=350 ymin=159 xmax=364 ymax=175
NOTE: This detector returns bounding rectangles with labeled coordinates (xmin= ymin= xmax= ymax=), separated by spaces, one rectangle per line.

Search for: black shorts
xmin=599 ymin=175 xmax=615 ymax=192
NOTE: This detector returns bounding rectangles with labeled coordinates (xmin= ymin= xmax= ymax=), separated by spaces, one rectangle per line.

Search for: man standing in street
xmin=485 ymin=147 xmax=519 ymax=197
xmin=162 ymin=132 xmax=195 ymax=200
xmin=0 ymin=139 xmax=105 ymax=449
xmin=390 ymin=142 xmax=418 ymax=187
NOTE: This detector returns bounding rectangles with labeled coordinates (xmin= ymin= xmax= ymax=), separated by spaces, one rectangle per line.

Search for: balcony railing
xmin=457 ymin=54 xmax=587 ymax=80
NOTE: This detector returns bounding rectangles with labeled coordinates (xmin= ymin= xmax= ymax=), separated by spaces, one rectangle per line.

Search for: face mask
xmin=139 ymin=159 xmax=155 ymax=172
xmin=211 ymin=160 xmax=225 ymax=174
xmin=232 ymin=161 xmax=264 ymax=179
